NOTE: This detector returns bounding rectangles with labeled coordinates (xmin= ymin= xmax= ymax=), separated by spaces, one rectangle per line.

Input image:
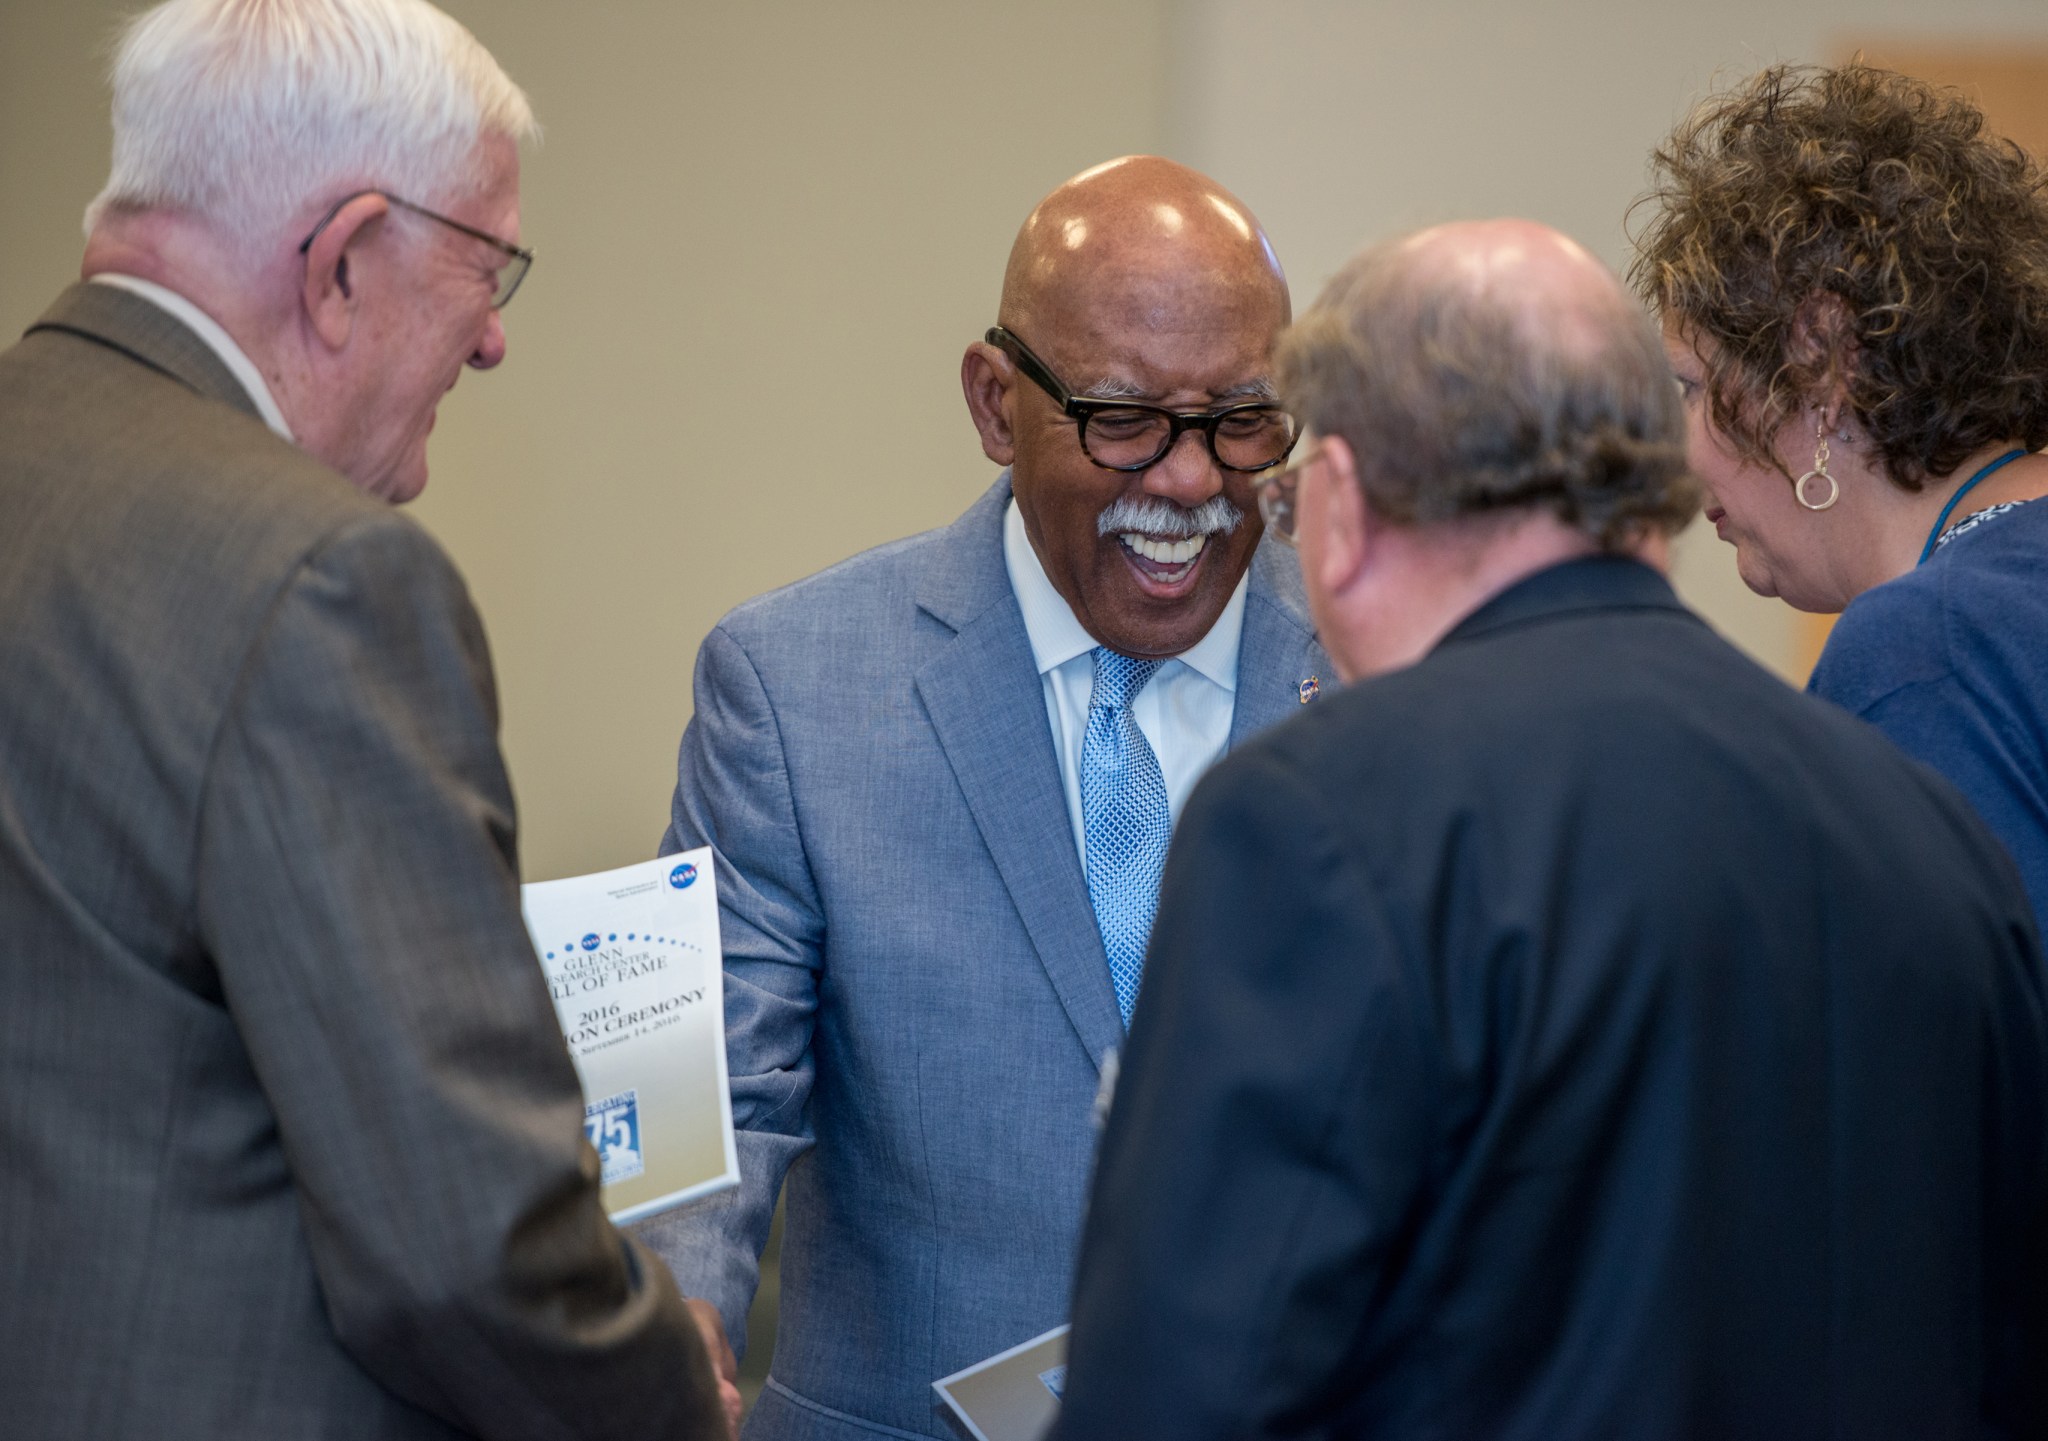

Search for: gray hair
xmin=87 ymin=0 xmax=537 ymax=245
xmin=1276 ymin=236 xmax=1697 ymax=549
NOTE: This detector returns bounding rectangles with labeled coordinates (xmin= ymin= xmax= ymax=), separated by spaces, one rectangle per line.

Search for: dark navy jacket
xmin=1059 ymin=557 xmax=2048 ymax=1440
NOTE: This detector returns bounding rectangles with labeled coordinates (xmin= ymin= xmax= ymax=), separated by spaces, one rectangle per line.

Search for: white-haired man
xmin=0 ymin=2 xmax=732 ymax=1437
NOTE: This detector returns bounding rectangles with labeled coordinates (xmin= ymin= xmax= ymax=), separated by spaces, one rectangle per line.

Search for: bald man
xmin=634 ymin=158 xmax=1330 ymax=1438
xmin=1054 ymin=221 xmax=2048 ymax=1438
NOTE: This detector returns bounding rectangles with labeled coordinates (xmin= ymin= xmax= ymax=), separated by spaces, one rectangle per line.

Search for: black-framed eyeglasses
xmin=1251 ymin=439 xmax=1322 ymax=547
xmin=986 ymin=325 xmax=1299 ymax=473
xmin=297 ymin=190 xmax=534 ymax=310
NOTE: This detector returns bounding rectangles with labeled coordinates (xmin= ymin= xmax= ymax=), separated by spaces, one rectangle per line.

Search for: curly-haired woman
xmin=1633 ymin=62 xmax=2048 ymax=919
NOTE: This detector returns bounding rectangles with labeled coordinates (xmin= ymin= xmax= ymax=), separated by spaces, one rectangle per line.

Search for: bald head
xmin=1389 ymin=219 xmax=1643 ymax=359
xmin=999 ymin=156 xmax=1288 ymax=353
xmin=1276 ymin=216 xmax=1695 ymax=548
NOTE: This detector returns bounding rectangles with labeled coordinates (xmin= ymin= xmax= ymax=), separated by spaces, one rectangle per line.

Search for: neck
xmin=1326 ymin=513 xmax=1624 ymax=682
xmin=1825 ymin=440 xmax=2045 ymax=601
xmin=1912 ymin=441 xmax=2043 ymax=560
xmin=83 ymin=212 xmax=307 ymax=433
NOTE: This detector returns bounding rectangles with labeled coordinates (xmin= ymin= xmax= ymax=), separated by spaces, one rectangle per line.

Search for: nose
xmin=469 ymin=310 xmax=507 ymax=371
xmin=1140 ymin=424 xmax=1223 ymax=507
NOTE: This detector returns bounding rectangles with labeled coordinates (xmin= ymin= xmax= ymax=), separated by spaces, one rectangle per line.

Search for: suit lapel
xmin=910 ymin=486 xmax=1332 ymax=1069
xmin=913 ymin=479 xmax=1126 ymax=1071
xmin=1230 ymin=538 xmax=1332 ymax=746
xmin=26 ymin=282 xmax=264 ymax=423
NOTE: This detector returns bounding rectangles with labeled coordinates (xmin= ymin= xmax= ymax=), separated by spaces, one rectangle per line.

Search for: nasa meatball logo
xmin=581 ymin=932 xmax=601 ymax=951
xmin=669 ymin=863 xmax=698 ymax=890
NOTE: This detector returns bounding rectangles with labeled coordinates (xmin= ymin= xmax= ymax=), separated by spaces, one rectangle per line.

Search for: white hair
xmin=86 ymin=0 xmax=537 ymax=244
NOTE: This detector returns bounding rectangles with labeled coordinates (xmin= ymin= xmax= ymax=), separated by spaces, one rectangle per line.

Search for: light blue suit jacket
xmin=636 ymin=475 xmax=1330 ymax=1439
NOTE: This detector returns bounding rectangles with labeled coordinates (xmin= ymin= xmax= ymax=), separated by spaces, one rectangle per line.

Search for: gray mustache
xmin=1095 ymin=494 xmax=1244 ymax=540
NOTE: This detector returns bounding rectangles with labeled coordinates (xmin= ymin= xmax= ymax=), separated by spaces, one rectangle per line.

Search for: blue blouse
xmin=1809 ymin=497 xmax=2048 ymax=925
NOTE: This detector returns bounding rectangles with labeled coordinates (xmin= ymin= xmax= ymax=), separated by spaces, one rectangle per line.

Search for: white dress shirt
xmin=1002 ymin=496 xmax=1246 ymax=864
xmin=90 ymin=274 xmax=294 ymax=441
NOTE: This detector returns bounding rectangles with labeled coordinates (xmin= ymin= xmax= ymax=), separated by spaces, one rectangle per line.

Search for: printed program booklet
xmin=932 ymin=1325 xmax=1069 ymax=1441
xmin=522 ymin=849 xmax=739 ymax=1223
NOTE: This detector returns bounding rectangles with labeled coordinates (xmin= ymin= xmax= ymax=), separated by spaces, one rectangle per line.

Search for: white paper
xmin=933 ymin=1325 xmax=1069 ymax=1441
xmin=522 ymin=850 xmax=739 ymax=1222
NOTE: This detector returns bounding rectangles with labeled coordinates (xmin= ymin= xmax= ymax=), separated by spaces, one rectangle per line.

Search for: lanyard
xmin=1918 ymin=449 xmax=2029 ymax=565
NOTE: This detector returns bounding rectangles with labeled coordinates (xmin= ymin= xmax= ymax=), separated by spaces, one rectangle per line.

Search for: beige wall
xmin=413 ymin=2 xmax=1170 ymax=880
xmin=1 ymin=1 xmax=1168 ymax=881
xmin=9 ymin=0 xmax=2048 ymax=881
xmin=1168 ymin=0 xmax=2048 ymax=680
xmin=0 ymin=6 xmax=120 ymax=332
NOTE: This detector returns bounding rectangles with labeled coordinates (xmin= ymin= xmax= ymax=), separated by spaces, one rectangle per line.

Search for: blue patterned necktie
xmin=1081 ymin=647 xmax=1172 ymax=1027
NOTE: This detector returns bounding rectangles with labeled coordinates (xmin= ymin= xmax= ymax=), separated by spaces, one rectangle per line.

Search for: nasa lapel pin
xmin=1299 ymin=675 xmax=1321 ymax=704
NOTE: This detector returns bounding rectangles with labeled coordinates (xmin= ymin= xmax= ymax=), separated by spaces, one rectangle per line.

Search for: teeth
xmin=1119 ymin=533 xmax=1208 ymax=565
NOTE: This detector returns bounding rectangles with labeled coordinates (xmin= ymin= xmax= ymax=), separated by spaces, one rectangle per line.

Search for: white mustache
xmin=1095 ymin=494 xmax=1244 ymax=540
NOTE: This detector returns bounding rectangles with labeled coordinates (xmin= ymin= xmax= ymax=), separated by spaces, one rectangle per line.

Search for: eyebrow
xmin=1075 ymin=375 xmax=1281 ymax=404
xmin=1078 ymin=376 xmax=1148 ymax=401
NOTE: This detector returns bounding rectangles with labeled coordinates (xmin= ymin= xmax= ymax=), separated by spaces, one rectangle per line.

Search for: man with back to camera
xmin=1051 ymin=219 xmax=2048 ymax=1439
xmin=631 ymin=156 xmax=1333 ymax=1437
xmin=0 ymin=0 xmax=735 ymax=1435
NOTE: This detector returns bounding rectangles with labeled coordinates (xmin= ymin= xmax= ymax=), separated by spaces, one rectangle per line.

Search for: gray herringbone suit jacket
xmin=0 ymin=284 xmax=722 ymax=1440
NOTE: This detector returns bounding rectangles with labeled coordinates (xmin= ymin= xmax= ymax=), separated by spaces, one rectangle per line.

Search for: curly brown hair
xmin=1629 ymin=63 xmax=2048 ymax=491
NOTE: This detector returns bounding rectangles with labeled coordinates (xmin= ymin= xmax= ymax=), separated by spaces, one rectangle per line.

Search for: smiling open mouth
xmin=1116 ymin=530 xmax=1208 ymax=584
xmin=1099 ymin=495 xmax=1239 ymax=588
xmin=1121 ymin=531 xmax=1208 ymax=564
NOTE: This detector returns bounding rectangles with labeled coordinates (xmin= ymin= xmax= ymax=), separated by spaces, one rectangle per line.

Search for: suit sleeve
xmin=194 ymin=513 xmax=724 ymax=1441
xmin=631 ymin=621 xmax=824 ymax=1354
xmin=1055 ymin=743 xmax=1439 ymax=1441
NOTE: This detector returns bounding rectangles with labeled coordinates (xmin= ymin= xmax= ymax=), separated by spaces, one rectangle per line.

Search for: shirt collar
xmin=89 ymin=274 xmax=295 ymax=442
xmin=1438 ymin=554 xmax=1691 ymax=651
xmin=1001 ymin=494 xmax=1246 ymax=691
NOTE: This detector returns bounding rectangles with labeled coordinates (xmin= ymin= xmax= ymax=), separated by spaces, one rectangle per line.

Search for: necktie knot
xmin=1091 ymin=648 xmax=1162 ymax=712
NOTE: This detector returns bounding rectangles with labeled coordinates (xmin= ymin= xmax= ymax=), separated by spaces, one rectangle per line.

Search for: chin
xmin=1735 ymin=556 xmax=1838 ymax=614
xmin=380 ymin=450 xmax=432 ymax=505
xmin=1733 ymin=551 xmax=1781 ymax=602
xmin=1091 ymin=598 xmax=1226 ymax=659
xmin=1098 ymin=541 xmax=1254 ymax=655
xmin=1777 ymin=580 xmax=1850 ymax=616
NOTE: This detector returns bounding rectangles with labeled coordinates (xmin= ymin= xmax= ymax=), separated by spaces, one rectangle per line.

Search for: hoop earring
xmin=1795 ymin=423 xmax=1839 ymax=511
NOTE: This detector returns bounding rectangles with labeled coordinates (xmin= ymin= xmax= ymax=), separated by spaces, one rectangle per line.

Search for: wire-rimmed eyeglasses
xmin=986 ymin=326 xmax=1299 ymax=473
xmin=1251 ymin=439 xmax=1323 ymax=546
xmin=298 ymin=190 xmax=534 ymax=310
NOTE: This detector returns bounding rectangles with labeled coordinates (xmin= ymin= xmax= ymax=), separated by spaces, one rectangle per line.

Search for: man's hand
xmin=685 ymin=1297 xmax=744 ymax=1438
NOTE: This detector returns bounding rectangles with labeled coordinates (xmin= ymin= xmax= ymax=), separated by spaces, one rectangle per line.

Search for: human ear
xmin=300 ymin=192 xmax=391 ymax=352
xmin=961 ymin=342 xmax=1017 ymax=466
xmin=1788 ymin=291 xmax=1859 ymax=429
xmin=1312 ymin=435 xmax=1371 ymax=596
